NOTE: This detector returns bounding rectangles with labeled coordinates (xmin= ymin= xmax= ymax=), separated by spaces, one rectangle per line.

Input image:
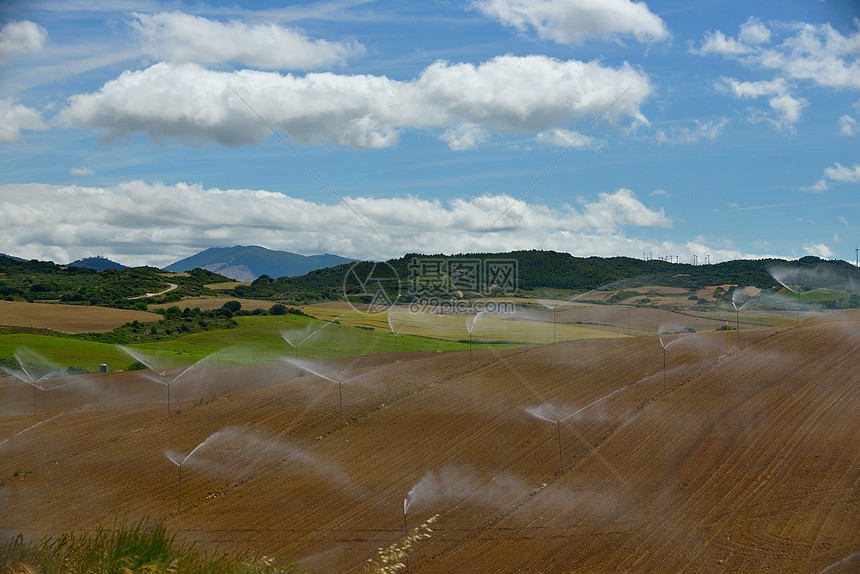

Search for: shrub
xmin=269 ymin=303 xmax=287 ymax=316
xmin=222 ymin=300 xmax=242 ymax=314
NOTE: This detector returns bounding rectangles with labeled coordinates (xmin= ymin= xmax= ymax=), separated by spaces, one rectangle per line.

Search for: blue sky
xmin=0 ymin=0 xmax=858 ymax=267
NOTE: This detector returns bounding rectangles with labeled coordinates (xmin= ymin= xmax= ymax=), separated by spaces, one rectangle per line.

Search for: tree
xmin=269 ymin=303 xmax=287 ymax=315
xmin=222 ymin=300 xmax=242 ymax=314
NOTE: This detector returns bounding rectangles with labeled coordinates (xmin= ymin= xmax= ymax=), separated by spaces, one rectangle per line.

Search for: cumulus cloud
xmin=803 ymin=242 xmax=834 ymax=259
xmin=717 ymin=77 xmax=807 ymax=131
xmin=804 ymin=162 xmax=860 ymax=192
xmin=655 ymin=118 xmax=727 ymax=145
xmin=838 ymin=114 xmax=857 ymax=136
xmin=824 ymin=162 xmax=860 ymax=183
xmin=697 ymin=18 xmax=860 ymax=89
xmin=0 ymin=99 xmax=48 ymax=143
xmin=70 ymin=166 xmax=94 ymax=176
xmin=0 ymin=20 xmax=47 ymax=65
xmin=56 ymin=57 xmax=651 ymax=149
xmin=474 ymin=0 xmax=668 ymax=45
xmin=0 ymin=181 xmax=676 ymax=266
xmin=130 ymin=12 xmax=364 ymax=70
xmin=698 ymin=18 xmax=860 ymax=130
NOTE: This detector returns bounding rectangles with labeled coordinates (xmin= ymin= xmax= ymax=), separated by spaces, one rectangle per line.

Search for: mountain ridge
xmin=164 ymin=245 xmax=356 ymax=281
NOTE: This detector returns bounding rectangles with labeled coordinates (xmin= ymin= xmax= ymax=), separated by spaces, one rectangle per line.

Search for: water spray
xmin=281 ymin=314 xmax=344 ymax=361
xmin=4 ymin=350 xmax=63 ymax=415
xmin=0 ymin=413 xmax=63 ymax=449
xmin=284 ymin=336 xmax=382 ymax=428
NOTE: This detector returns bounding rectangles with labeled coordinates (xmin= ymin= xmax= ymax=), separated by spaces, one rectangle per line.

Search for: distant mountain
xmin=68 ymin=256 xmax=126 ymax=271
xmin=164 ymin=245 xmax=356 ymax=281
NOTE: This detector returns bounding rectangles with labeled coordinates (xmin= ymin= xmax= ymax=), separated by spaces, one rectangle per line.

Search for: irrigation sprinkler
xmin=524 ymin=405 xmax=568 ymax=472
xmin=387 ymin=316 xmax=403 ymax=363
xmin=403 ymin=499 xmax=409 ymax=572
xmin=465 ymin=316 xmax=475 ymax=370
xmin=143 ymin=358 xmax=206 ymax=416
xmin=166 ymin=449 xmax=197 ymax=512
xmin=3 ymin=351 xmax=62 ymax=415
xmin=659 ymin=337 xmax=667 ymax=392
xmin=556 ymin=420 xmax=563 ymax=471
xmin=732 ymin=301 xmax=740 ymax=344
xmin=165 ymin=431 xmax=223 ymax=512
xmin=281 ymin=314 xmax=345 ymax=361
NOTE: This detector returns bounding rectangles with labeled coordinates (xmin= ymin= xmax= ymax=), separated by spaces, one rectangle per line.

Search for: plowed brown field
xmin=1 ymin=312 xmax=858 ymax=572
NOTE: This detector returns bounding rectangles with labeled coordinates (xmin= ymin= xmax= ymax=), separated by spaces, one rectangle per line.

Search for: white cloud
xmin=440 ymin=124 xmax=489 ymax=151
xmin=697 ymin=30 xmax=750 ymax=56
xmin=699 ymin=19 xmax=860 ymax=132
xmin=0 ymin=181 xmax=675 ymax=266
xmin=824 ymin=162 xmax=860 ymax=183
xmin=803 ymin=242 xmax=834 ymax=258
xmin=0 ymin=99 xmax=48 ymax=143
xmin=651 ymin=189 xmax=668 ymax=197
xmin=767 ymin=92 xmax=808 ymax=127
xmin=534 ymin=128 xmax=598 ymax=149
xmin=719 ymin=77 xmax=787 ymax=99
xmin=804 ymin=162 xmax=860 ymax=192
xmin=473 ymin=0 xmax=668 ymax=45
xmin=738 ymin=17 xmax=771 ymax=45
xmin=70 ymin=166 xmax=95 ymax=176
xmin=717 ymin=77 xmax=806 ymax=131
xmin=130 ymin=11 xmax=364 ymax=70
xmin=655 ymin=118 xmax=727 ymax=145
xmin=805 ymin=179 xmax=828 ymax=194
xmin=0 ymin=20 xmax=47 ymax=66
xmin=699 ymin=20 xmax=860 ymax=90
xmin=57 ymin=57 xmax=651 ymax=149
xmin=838 ymin=114 xmax=857 ymax=136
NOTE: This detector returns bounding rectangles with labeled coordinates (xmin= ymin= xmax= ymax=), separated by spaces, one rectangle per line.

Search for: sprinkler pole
xmin=726 ymin=321 xmax=731 ymax=351
xmin=736 ymin=308 xmax=740 ymax=344
xmin=662 ymin=346 xmax=666 ymax=392
xmin=404 ymin=508 xmax=409 ymax=572
xmin=557 ymin=420 xmax=563 ymax=472
xmin=178 ymin=463 xmax=182 ymax=512
xmin=469 ymin=331 xmax=472 ymax=370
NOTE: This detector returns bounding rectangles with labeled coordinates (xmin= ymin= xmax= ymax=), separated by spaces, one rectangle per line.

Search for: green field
xmin=0 ymin=315 xmax=476 ymax=375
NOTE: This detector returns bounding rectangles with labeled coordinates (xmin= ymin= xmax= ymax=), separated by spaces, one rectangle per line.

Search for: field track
xmin=1 ymin=311 xmax=858 ymax=572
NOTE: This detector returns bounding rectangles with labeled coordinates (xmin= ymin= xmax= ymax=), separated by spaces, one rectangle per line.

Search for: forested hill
xmin=0 ymin=255 xmax=228 ymax=308
xmin=225 ymin=250 xmax=860 ymax=302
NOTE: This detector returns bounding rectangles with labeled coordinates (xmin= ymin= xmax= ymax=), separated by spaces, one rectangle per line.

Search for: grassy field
xmin=0 ymin=334 xmax=151 ymax=373
xmin=0 ymin=315 xmax=474 ymax=375
xmin=303 ymin=306 xmax=625 ymax=345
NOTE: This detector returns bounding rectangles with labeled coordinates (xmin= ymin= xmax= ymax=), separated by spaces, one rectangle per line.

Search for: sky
xmin=0 ymin=0 xmax=859 ymax=268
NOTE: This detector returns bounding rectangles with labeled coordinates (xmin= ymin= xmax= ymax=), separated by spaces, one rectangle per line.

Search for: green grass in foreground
xmin=0 ymin=315 xmax=477 ymax=374
xmin=0 ymin=517 xmax=301 ymax=574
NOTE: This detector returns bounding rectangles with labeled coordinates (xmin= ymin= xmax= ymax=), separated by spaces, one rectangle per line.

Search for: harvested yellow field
xmin=0 ymin=301 xmax=160 ymax=333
